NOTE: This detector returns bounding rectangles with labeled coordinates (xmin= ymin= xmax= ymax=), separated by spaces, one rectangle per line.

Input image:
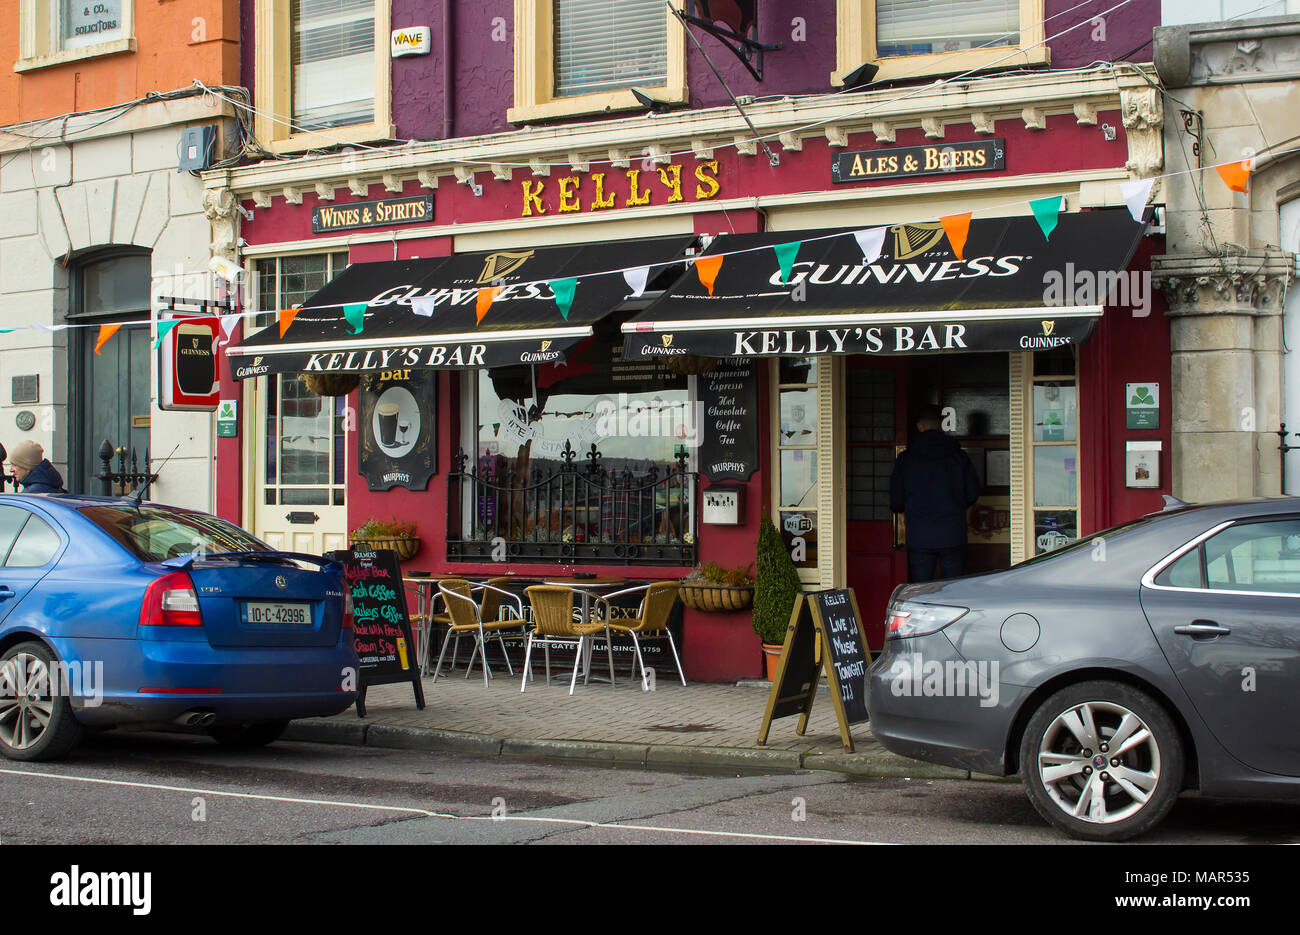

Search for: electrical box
xmin=702 ymin=485 xmax=744 ymax=525
xmin=178 ymin=125 xmax=217 ymax=172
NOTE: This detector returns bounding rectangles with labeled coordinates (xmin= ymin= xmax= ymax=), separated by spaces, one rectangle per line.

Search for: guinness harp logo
xmin=540 ymin=340 xmax=552 ymax=352
xmin=662 ymin=334 xmax=674 ymax=346
xmin=1041 ymin=320 xmax=1056 ymax=336
xmin=890 ymin=223 xmax=946 ymax=260
xmin=477 ymin=250 xmax=534 ymax=284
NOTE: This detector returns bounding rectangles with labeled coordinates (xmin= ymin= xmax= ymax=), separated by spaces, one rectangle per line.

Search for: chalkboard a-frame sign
xmin=330 ymin=547 xmax=425 ymax=717
xmin=757 ymin=588 xmax=872 ymax=752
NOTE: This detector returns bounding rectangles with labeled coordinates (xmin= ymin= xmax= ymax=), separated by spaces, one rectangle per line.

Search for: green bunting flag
xmin=344 ymin=303 xmax=367 ymax=335
xmin=153 ymin=318 xmax=181 ymax=349
xmin=1030 ymin=195 xmax=1063 ymax=241
xmin=773 ymin=241 xmax=802 ymax=285
xmin=550 ymin=277 xmax=578 ymax=320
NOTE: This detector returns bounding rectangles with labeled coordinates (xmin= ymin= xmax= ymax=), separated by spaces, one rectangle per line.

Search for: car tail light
xmin=341 ymin=585 xmax=355 ymax=630
xmin=140 ymin=571 xmax=204 ymax=628
xmin=885 ymin=601 xmax=967 ymax=639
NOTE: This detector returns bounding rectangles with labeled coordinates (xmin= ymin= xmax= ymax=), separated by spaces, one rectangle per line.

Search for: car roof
xmin=0 ymin=493 xmax=185 ymax=512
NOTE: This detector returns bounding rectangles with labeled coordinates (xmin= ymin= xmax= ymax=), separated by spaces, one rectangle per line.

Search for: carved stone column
xmin=1120 ymin=86 xmax=1164 ymax=185
xmin=202 ymin=186 xmax=240 ymax=263
xmin=1152 ymin=251 xmax=1293 ymax=501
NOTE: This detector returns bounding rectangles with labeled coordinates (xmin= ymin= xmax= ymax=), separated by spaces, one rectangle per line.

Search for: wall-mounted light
xmin=839 ymin=62 xmax=879 ymax=91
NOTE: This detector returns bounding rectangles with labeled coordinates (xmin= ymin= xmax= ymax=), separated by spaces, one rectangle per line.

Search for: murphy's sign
xmin=832 ymin=139 xmax=1005 ymax=183
xmin=313 ymin=194 xmax=434 ymax=233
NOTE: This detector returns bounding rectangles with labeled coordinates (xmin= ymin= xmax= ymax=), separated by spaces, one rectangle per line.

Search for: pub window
xmin=1028 ymin=347 xmax=1080 ymax=554
xmin=774 ymin=357 xmax=819 ymax=569
xmin=250 ymin=252 xmax=350 ymax=332
xmin=452 ymin=343 xmax=697 ymax=564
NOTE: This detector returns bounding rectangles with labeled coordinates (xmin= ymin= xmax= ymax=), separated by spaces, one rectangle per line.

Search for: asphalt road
xmin=3 ymin=729 xmax=1298 ymax=846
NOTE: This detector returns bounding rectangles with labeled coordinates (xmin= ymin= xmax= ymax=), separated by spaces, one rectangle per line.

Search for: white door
xmin=1283 ymin=199 xmax=1300 ymax=494
xmin=249 ymin=373 xmax=349 ymax=555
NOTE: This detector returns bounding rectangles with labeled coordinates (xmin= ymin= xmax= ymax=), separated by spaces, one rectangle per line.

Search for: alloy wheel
xmin=0 ymin=652 xmax=54 ymax=751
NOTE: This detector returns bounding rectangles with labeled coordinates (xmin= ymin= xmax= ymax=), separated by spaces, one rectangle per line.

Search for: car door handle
xmin=1173 ymin=621 xmax=1231 ymax=639
xmin=0 ymin=586 xmax=13 ymax=600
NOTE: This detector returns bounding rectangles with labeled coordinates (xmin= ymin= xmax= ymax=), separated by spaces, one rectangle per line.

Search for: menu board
xmin=757 ymin=588 xmax=871 ymax=752
xmin=698 ymin=358 xmax=759 ymax=481
xmin=333 ymin=548 xmax=425 ymax=716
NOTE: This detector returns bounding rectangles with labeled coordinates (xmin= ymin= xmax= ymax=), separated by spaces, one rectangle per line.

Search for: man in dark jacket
xmin=890 ymin=404 xmax=981 ymax=582
xmin=8 ymin=441 xmax=66 ymax=494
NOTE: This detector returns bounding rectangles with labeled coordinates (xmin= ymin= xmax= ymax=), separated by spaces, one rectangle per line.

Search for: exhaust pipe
xmin=174 ymin=711 xmax=217 ymax=727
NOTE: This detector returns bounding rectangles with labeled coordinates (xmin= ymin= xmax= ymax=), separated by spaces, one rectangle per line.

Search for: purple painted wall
xmin=238 ymin=0 xmax=1159 ymax=144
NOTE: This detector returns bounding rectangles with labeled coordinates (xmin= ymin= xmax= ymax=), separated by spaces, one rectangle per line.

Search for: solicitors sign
xmin=831 ymin=138 xmax=1005 ymax=183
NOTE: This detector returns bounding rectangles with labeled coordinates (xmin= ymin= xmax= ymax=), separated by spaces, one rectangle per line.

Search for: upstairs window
xmin=876 ymin=0 xmax=1019 ymax=57
xmin=553 ymin=0 xmax=668 ymax=97
xmin=292 ymin=0 xmax=376 ymax=130
xmin=16 ymin=0 xmax=135 ymax=71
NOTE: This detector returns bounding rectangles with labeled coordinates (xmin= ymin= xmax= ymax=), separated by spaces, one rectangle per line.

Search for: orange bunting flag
xmin=1216 ymin=159 xmax=1251 ymax=193
xmin=278 ymin=307 xmax=300 ymax=338
xmin=476 ymin=287 xmax=501 ymax=324
xmin=94 ymin=322 xmax=121 ymax=355
xmin=940 ymin=212 xmax=972 ymax=261
xmin=694 ymin=254 xmax=724 ymax=296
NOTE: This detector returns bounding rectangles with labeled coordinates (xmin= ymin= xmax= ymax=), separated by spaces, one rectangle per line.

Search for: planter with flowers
xmin=350 ymin=517 xmax=421 ymax=562
xmin=679 ymin=561 xmax=754 ymax=613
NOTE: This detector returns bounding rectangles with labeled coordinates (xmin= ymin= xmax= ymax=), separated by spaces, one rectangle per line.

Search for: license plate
xmin=242 ymin=602 xmax=311 ymax=625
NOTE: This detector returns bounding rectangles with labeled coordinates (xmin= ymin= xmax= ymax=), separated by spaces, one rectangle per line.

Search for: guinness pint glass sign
xmin=358 ymin=369 xmax=436 ymax=491
xmin=158 ymin=313 xmax=221 ymax=411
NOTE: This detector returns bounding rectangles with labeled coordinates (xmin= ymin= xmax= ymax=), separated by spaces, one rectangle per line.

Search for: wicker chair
xmin=432 ymin=578 xmax=525 ymax=686
xmin=521 ymin=585 xmax=615 ymax=695
xmin=598 ymin=582 xmax=684 ymax=690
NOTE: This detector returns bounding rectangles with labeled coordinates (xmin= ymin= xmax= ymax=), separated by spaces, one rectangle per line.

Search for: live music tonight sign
xmin=831 ymin=138 xmax=1005 ymax=183
xmin=312 ymin=194 xmax=434 ymax=233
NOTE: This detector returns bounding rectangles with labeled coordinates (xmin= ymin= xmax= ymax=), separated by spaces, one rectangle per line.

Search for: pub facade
xmin=206 ymin=0 xmax=1171 ymax=680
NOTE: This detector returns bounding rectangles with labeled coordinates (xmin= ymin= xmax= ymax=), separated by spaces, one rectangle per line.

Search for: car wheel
xmin=0 ymin=641 xmax=84 ymax=761
xmin=1019 ymin=680 xmax=1183 ymax=842
xmin=207 ymin=719 xmax=290 ymax=748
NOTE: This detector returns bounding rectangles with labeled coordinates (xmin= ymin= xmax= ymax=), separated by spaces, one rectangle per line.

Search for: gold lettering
xmin=521 ymin=180 xmax=547 ymax=216
xmin=625 ymin=169 xmax=652 ymax=206
xmin=558 ymin=176 xmax=581 ymax=213
xmin=974 ymin=149 xmax=987 ymax=166
xmin=591 ymin=173 xmax=616 ymax=209
xmin=886 ymin=155 xmax=898 ymax=173
xmin=656 ymin=164 xmax=683 ymax=202
xmin=851 ymin=154 xmax=866 ymax=177
xmin=924 ymin=148 xmax=938 ymax=171
xmin=694 ymin=160 xmax=720 ymax=200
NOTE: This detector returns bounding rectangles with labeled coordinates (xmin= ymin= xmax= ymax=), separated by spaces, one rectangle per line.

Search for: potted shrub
xmin=350 ymin=517 xmax=420 ymax=561
xmin=753 ymin=510 xmax=802 ymax=680
xmin=679 ymin=561 xmax=754 ymax=612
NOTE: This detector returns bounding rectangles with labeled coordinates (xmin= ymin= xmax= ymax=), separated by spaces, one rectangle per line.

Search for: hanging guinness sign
xmin=158 ymin=311 xmax=220 ymax=411
xmin=832 ymin=138 xmax=1005 ymax=183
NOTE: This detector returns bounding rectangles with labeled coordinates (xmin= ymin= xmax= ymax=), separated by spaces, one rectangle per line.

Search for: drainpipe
xmin=442 ymin=0 xmax=454 ymax=139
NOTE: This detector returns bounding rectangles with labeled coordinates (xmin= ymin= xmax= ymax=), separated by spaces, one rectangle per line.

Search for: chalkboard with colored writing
xmin=332 ymin=548 xmax=425 ymax=716
xmin=757 ymin=588 xmax=871 ymax=752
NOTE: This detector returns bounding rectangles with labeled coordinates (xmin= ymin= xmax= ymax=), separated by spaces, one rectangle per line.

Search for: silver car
xmin=867 ymin=498 xmax=1300 ymax=841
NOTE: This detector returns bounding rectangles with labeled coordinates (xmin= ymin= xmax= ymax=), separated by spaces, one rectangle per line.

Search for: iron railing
xmin=447 ymin=442 xmax=697 ymax=565
xmin=98 ymin=439 xmax=157 ymax=498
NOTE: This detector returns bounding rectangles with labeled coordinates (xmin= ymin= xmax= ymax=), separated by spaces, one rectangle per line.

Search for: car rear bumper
xmin=867 ymin=633 xmax=1013 ymax=776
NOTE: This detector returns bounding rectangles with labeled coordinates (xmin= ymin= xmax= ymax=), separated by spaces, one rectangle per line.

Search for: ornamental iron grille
xmin=447 ymin=442 xmax=697 ymax=565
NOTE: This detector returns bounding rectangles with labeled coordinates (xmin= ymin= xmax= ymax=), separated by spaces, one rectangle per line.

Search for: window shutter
xmin=292 ymin=0 xmax=376 ymax=130
xmin=553 ymin=0 xmax=668 ymax=98
xmin=877 ymin=0 xmax=1020 ymax=55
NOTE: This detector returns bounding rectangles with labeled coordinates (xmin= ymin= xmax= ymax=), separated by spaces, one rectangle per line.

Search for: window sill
xmin=264 ymin=121 xmax=397 ymax=155
xmin=15 ymin=38 xmax=137 ymax=72
xmin=508 ymin=85 xmax=687 ymax=125
xmin=832 ymin=44 xmax=1050 ymax=86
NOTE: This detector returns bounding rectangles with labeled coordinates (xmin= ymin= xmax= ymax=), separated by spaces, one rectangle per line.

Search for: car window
xmin=5 ymin=514 xmax=62 ymax=568
xmin=0 ymin=506 xmax=31 ymax=560
xmin=1202 ymin=520 xmax=1300 ymax=594
xmin=78 ymin=505 xmax=268 ymax=562
xmin=1156 ymin=547 xmax=1202 ymax=589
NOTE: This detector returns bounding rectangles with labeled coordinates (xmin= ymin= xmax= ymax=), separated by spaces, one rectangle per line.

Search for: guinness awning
xmin=620 ymin=209 xmax=1146 ymax=360
xmin=228 ymin=236 xmax=696 ymax=380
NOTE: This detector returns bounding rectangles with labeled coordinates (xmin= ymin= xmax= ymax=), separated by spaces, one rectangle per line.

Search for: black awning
xmin=228 ymin=236 xmax=696 ymax=380
xmin=620 ymin=209 xmax=1145 ymax=359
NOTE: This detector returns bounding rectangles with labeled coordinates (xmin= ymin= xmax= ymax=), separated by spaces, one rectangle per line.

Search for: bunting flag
xmin=852 ymin=227 xmax=887 ymax=265
xmin=1216 ymin=159 xmax=1252 ymax=193
xmin=476 ymin=287 xmax=501 ymax=324
xmin=218 ymin=312 xmax=240 ymax=345
xmin=623 ymin=266 xmax=650 ymax=298
xmin=1120 ymin=178 xmax=1154 ymax=224
xmin=94 ymin=323 xmax=121 ymax=355
xmin=343 ymin=302 xmax=367 ymax=335
xmin=773 ymin=241 xmax=801 ymax=285
xmin=410 ymin=295 xmax=436 ymax=317
xmin=0 ymin=328 xmax=18 ymax=334
xmin=940 ymin=212 xmax=972 ymax=261
xmin=153 ymin=318 xmax=181 ymax=349
xmin=1029 ymin=195 xmax=1063 ymax=241
xmin=278 ymin=307 xmax=299 ymax=338
xmin=549 ymin=277 xmax=578 ymax=320
xmin=32 ymin=322 xmax=69 ymax=332
xmin=694 ymin=254 xmax=724 ymax=296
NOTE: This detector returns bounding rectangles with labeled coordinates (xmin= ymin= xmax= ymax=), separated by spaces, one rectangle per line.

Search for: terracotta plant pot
xmin=679 ymin=582 xmax=754 ymax=613
xmin=762 ymin=642 xmax=783 ymax=680
xmin=350 ymin=536 xmax=420 ymax=562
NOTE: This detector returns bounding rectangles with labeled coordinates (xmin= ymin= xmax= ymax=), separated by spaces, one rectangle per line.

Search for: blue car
xmin=0 ymin=494 xmax=359 ymax=761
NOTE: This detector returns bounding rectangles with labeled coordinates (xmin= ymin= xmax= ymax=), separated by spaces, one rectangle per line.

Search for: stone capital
xmin=1151 ymin=251 xmax=1293 ymax=317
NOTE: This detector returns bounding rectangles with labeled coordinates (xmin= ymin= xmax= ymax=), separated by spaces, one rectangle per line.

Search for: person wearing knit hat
xmin=7 ymin=440 xmax=65 ymax=494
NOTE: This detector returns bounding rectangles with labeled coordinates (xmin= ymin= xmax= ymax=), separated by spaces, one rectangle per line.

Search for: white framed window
xmin=16 ymin=0 xmax=136 ymax=72
xmin=833 ymin=0 xmax=1048 ymax=87
xmin=510 ymin=0 xmax=687 ymax=123
xmin=249 ymin=251 xmax=351 ymax=333
xmin=254 ymin=0 xmax=394 ymax=153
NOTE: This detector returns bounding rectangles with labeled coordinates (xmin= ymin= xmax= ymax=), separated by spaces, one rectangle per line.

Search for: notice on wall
xmin=1126 ymin=383 xmax=1159 ymax=429
xmin=698 ymin=358 xmax=759 ymax=481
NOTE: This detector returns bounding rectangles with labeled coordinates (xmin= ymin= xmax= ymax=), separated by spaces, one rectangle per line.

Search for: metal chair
xmin=521 ymin=585 xmax=615 ymax=695
xmin=432 ymin=578 xmax=525 ymax=686
xmin=598 ymin=582 xmax=684 ymax=690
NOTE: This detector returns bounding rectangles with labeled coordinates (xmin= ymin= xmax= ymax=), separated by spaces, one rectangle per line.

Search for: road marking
xmin=0 ymin=766 xmax=889 ymax=845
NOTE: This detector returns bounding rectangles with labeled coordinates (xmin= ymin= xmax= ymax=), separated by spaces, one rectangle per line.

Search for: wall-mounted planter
xmin=679 ymin=582 xmax=754 ymax=613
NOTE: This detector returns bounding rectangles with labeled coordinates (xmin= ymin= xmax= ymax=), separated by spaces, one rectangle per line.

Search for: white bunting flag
xmin=853 ymin=227 xmax=887 ymax=265
xmin=219 ymin=313 xmax=240 ymax=344
xmin=623 ymin=266 xmax=650 ymax=298
xmin=1121 ymin=178 xmax=1155 ymax=224
xmin=410 ymin=295 xmax=437 ymax=318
